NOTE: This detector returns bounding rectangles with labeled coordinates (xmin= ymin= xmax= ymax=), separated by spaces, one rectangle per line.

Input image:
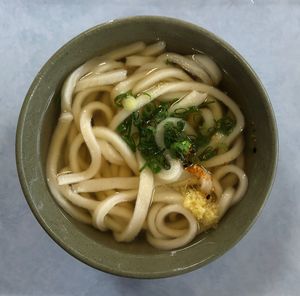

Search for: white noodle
xmin=61 ymin=57 xmax=104 ymax=112
xmin=72 ymin=86 xmax=112 ymax=128
xmin=92 ymin=127 xmax=138 ymax=174
xmin=201 ymin=136 xmax=244 ymax=168
xmin=146 ymin=204 xmax=198 ymax=250
xmin=88 ymin=61 xmax=124 ymax=75
xmin=114 ymin=162 xmax=154 ymax=242
xmin=190 ymin=54 xmax=222 ymax=85
xmin=93 ymin=190 xmax=137 ymax=231
xmin=111 ymin=70 xmax=153 ymax=99
xmin=132 ymin=68 xmax=193 ymax=95
xmin=97 ymin=140 xmax=125 ymax=165
xmin=201 ymin=108 xmax=215 ymax=130
xmin=46 ymin=41 xmax=248 ymax=251
xmin=58 ymin=102 xmax=107 ymax=185
xmin=134 ymin=62 xmax=171 ymax=74
xmin=126 ymin=55 xmax=155 ymax=67
xmin=168 ymin=90 xmax=207 ymax=113
xmin=157 ymin=53 xmax=213 ymax=84
xmin=46 ymin=113 xmax=92 ymax=223
xmin=140 ymin=41 xmax=166 ymax=56
xmin=214 ymin=164 xmax=248 ymax=205
xmin=75 ymin=69 xmax=127 ymax=93
xmin=73 ymin=177 xmax=139 ymax=192
xmin=104 ymin=41 xmax=146 ymax=60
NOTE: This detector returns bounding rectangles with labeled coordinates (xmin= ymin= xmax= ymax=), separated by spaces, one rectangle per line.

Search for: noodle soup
xmin=47 ymin=41 xmax=248 ymax=250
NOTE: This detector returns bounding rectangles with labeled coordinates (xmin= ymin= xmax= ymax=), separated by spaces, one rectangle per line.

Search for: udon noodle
xmin=47 ymin=41 xmax=248 ymax=250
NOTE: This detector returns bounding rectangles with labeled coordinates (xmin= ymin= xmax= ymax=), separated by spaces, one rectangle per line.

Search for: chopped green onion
xmin=114 ymin=91 xmax=134 ymax=107
xmin=122 ymin=95 xmax=137 ymax=111
xmin=216 ymin=116 xmax=236 ymax=135
xmin=198 ymin=147 xmax=217 ymax=161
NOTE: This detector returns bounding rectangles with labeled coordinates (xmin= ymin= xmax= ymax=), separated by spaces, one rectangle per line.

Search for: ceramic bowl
xmin=16 ymin=16 xmax=278 ymax=278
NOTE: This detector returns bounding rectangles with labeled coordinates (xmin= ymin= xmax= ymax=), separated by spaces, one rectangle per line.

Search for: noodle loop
xmin=47 ymin=41 xmax=248 ymax=250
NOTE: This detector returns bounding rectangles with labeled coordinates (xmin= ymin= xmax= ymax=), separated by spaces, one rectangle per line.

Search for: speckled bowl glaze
xmin=16 ymin=16 xmax=278 ymax=278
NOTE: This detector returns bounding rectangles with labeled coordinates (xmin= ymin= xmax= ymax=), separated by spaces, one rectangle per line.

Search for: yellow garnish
xmin=182 ymin=187 xmax=219 ymax=228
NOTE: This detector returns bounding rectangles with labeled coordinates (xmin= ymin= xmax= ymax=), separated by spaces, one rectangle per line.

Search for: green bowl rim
xmin=15 ymin=15 xmax=278 ymax=278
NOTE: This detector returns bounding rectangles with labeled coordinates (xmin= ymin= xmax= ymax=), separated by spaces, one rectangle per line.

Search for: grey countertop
xmin=1 ymin=0 xmax=299 ymax=295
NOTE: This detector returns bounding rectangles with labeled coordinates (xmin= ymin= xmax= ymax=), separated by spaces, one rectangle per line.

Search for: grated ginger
xmin=182 ymin=187 xmax=219 ymax=228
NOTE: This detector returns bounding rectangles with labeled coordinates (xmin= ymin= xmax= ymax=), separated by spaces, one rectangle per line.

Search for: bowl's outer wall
xmin=16 ymin=16 xmax=277 ymax=278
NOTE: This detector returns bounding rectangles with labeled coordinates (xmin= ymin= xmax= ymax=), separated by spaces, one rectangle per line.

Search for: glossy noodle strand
xmin=46 ymin=41 xmax=248 ymax=250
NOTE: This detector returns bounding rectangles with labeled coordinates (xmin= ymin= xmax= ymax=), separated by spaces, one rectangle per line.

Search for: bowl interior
xmin=17 ymin=16 xmax=277 ymax=278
